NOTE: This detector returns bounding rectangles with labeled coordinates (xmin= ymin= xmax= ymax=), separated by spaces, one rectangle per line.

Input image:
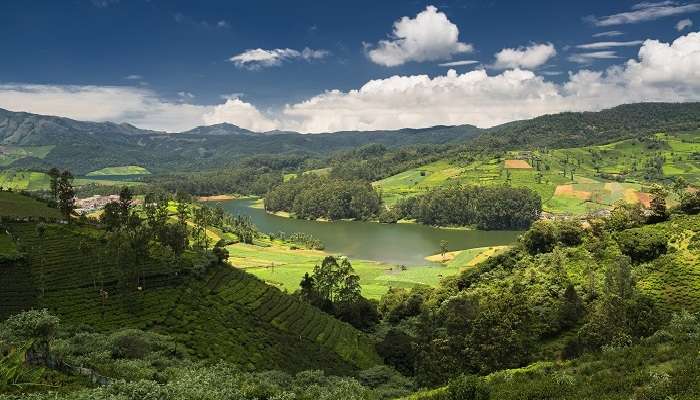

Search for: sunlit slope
xmin=374 ymin=132 xmax=700 ymax=214
xmin=0 ymin=197 xmax=380 ymax=373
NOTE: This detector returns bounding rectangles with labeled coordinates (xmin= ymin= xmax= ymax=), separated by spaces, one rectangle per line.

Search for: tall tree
xmin=56 ymin=171 xmax=75 ymax=222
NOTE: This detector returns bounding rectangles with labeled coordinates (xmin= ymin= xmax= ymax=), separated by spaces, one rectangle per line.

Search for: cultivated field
xmin=374 ymin=132 xmax=700 ymax=215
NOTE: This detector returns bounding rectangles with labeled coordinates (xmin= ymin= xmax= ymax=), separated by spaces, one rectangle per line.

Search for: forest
xmin=264 ymin=174 xmax=383 ymax=221
xmin=388 ymin=184 xmax=542 ymax=230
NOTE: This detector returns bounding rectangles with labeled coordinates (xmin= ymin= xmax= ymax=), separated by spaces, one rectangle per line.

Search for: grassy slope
xmin=86 ymin=165 xmax=151 ymax=176
xmin=227 ymin=236 xmax=507 ymax=299
xmin=0 ymin=170 xmax=143 ymax=190
xmin=0 ymin=191 xmax=61 ymax=219
xmin=374 ymin=132 xmax=700 ymax=213
xmin=0 ymin=145 xmax=54 ymax=166
xmin=0 ymin=195 xmax=380 ymax=374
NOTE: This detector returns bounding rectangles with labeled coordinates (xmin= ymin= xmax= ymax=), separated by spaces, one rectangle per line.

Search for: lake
xmin=220 ymin=199 xmax=521 ymax=266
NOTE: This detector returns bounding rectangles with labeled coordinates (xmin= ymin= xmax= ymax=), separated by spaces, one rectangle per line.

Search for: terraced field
xmin=373 ymin=132 xmax=700 ymax=214
xmin=0 ymin=217 xmax=380 ymax=373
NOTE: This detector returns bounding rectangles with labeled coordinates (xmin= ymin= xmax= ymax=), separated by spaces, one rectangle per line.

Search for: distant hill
xmin=1 ymin=102 xmax=700 ymax=175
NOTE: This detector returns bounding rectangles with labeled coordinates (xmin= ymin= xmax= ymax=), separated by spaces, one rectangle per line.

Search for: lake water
xmin=220 ymin=199 xmax=521 ymax=266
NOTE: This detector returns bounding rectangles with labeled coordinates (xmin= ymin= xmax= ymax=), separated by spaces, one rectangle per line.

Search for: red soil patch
xmin=504 ymin=159 xmax=532 ymax=169
xmin=636 ymin=192 xmax=652 ymax=208
xmin=554 ymin=185 xmax=592 ymax=200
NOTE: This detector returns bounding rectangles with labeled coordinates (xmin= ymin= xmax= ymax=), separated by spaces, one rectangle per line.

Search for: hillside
xmin=2 ymin=103 xmax=700 ymax=176
xmin=0 ymin=193 xmax=380 ymax=374
xmin=375 ymin=131 xmax=700 ymax=213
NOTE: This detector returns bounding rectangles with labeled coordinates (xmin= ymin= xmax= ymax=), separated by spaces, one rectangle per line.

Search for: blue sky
xmin=1 ymin=0 xmax=699 ymax=132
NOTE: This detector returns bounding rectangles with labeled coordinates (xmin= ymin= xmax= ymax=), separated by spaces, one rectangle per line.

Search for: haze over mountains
xmin=2 ymin=102 xmax=700 ymax=175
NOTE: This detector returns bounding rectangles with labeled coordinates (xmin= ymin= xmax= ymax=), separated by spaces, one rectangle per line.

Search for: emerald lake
xmin=220 ymin=199 xmax=521 ymax=266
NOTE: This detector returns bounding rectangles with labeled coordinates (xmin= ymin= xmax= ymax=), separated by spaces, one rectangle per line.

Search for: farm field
xmin=228 ymin=239 xmax=505 ymax=298
xmin=374 ymin=131 xmax=700 ymax=214
xmin=86 ymin=165 xmax=151 ymax=176
xmin=0 ymin=169 xmax=143 ymax=190
xmin=0 ymin=145 xmax=54 ymax=166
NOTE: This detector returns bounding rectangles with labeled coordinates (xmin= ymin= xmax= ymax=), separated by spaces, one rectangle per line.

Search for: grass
xmin=86 ymin=165 xmax=150 ymax=176
xmin=0 ymin=145 xmax=54 ymax=166
xmin=228 ymin=240 xmax=506 ymax=299
xmin=0 ymin=170 xmax=143 ymax=191
xmin=373 ymin=131 xmax=700 ymax=214
xmin=0 ymin=191 xmax=61 ymax=219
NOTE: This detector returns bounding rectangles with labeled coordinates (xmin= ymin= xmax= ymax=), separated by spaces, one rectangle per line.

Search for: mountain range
xmin=2 ymin=102 xmax=700 ymax=175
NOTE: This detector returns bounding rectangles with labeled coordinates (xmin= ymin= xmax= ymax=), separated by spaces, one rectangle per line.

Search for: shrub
xmin=615 ymin=229 xmax=667 ymax=263
xmin=521 ymin=220 xmax=557 ymax=255
xmin=446 ymin=374 xmax=490 ymax=400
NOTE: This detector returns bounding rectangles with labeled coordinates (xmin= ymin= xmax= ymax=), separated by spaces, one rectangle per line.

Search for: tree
xmin=520 ymin=220 xmax=557 ymax=255
xmin=0 ymin=309 xmax=59 ymax=365
xmin=56 ymin=170 xmax=75 ymax=221
xmin=47 ymin=167 xmax=61 ymax=201
xmin=440 ymin=240 xmax=449 ymax=261
xmin=647 ymin=184 xmax=669 ymax=223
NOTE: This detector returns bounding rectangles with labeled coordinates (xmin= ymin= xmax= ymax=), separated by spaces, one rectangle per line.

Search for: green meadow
xmin=86 ymin=165 xmax=151 ymax=176
xmin=227 ymin=237 xmax=506 ymax=299
xmin=0 ymin=169 xmax=143 ymax=191
xmin=0 ymin=145 xmax=54 ymax=166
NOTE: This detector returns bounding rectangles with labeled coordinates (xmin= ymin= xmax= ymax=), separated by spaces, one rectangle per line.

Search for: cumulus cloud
xmin=492 ymin=43 xmax=557 ymax=70
xmin=676 ymin=18 xmax=693 ymax=30
xmin=366 ymin=5 xmax=473 ymax=67
xmin=278 ymin=31 xmax=700 ymax=132
xmin=576 ymin=40 xmax=644 ymax=49
xmin=202 ymin=98 xmax=279 ymax=132
xmin=229 ymin=47 xmax=330 ymax=69
xmin=587 ymin=1 xmax=700 ymax=26
xmin=593 ymin=30 xmax=625 ymax=37
xmin=4 ymin=32 xmax=700 ymax=134
xmin=0 ymin=84 xmax=211 ymax=132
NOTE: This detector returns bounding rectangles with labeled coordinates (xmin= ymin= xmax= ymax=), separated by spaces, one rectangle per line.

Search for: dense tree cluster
xmin=392 ymin=184 xmax=541 ymax=230
xmin=299 ymin=256 xmax=379 ymax=331
xmin=146 ymin=167 xmax=282 ymax=196
xmin=265 ymin=175 xmax=382 ymax=221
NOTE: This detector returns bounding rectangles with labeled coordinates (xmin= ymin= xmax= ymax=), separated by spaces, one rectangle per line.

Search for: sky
xmin=1 ymin=0 xmax=699 ymax=133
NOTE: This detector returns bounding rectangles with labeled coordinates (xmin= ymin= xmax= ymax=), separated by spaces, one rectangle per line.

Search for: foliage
xmin=393 ymin=184 xmax=541 ymax=230
xmin=265 ymin=175 xmax=382 ymax=221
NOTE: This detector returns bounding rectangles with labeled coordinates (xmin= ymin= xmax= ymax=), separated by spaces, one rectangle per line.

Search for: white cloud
xmin=438 ymin=60 xmax=479 ymax=67
xmin=280 ymin=32 xmax=700 ymax=132
xmin=593 ymin=30 xmax=624 ymax=37
xmin=0 ymin=84 xmax=210 ymax=132
xmin=576 ymin=40 xmax=644 ymax=49
xmin=229 ymin=47 xmax=329 ymax=70
xmin=178 ymin=91 xmax=195 ymax=99
xmin=676 ymin=18 xmax=693 ymax=30
xmin=366 ymin=5 xmax=473 ymax=67
xmin=4 ymin=32 xmax=700 ymax=135
xmin=203 ymin=98 xmax=278 ymax=132
xmin=568 ymin=51 xmax=619 ymax=64
xmin=124 ymin=75 xmax=143 ymax=80
xmin=588 ymin=1 xmax=700 ymax=26
xmin=492 ymin=43 xmax=557 ymax=70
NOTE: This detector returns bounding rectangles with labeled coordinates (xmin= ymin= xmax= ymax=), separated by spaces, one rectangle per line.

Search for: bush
xmin=446 ymin=374 xmax=490 ymax=400
xmin=520 ymin=220 xmax=557 ymax=255
xmin=615 ymin=229 xmax=667 ymax=263
xmin=679 ymin=191 xmax=700 ymax=215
